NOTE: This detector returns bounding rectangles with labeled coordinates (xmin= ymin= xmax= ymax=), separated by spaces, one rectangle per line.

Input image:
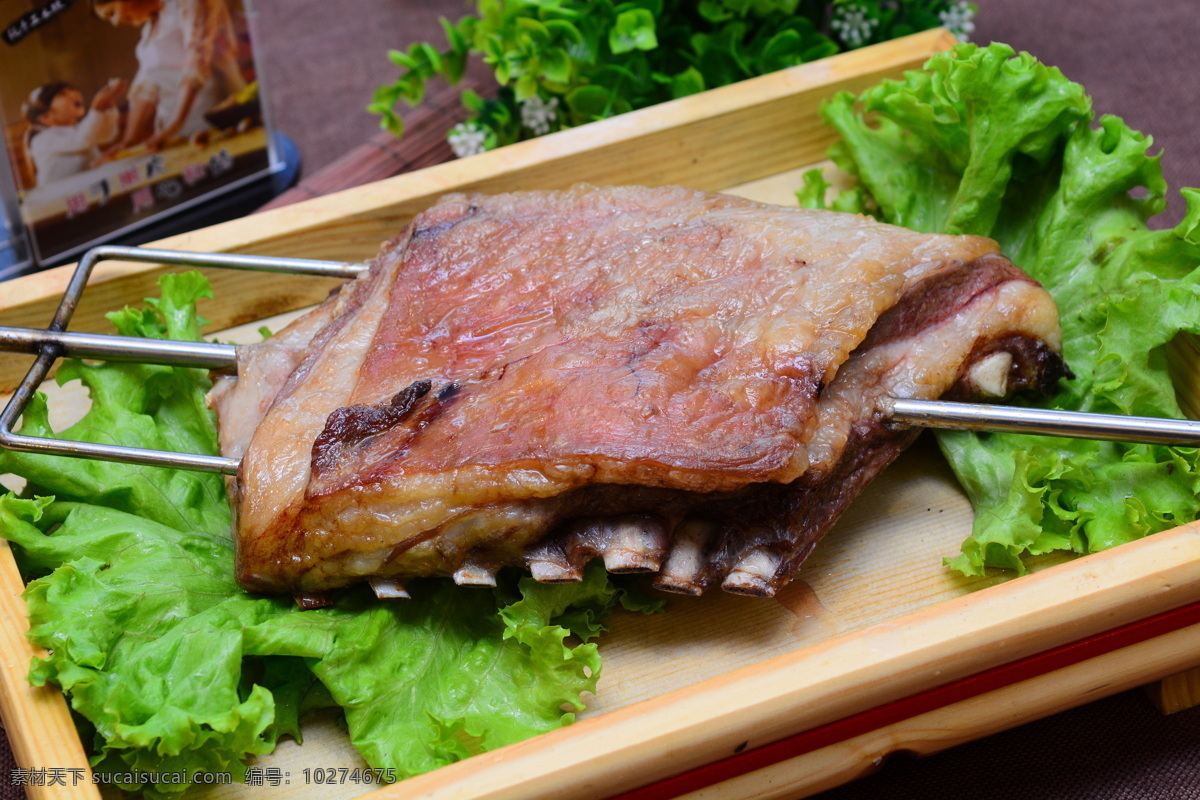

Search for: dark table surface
xmin=4 ymin=1 xmax=1200 ymax=798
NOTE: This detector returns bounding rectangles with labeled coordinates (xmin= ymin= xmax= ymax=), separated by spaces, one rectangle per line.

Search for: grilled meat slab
xmin=214 ymin=185 xmax=1066 ymax=597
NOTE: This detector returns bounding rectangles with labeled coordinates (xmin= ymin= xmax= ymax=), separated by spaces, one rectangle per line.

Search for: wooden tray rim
xmin=377 ymin=524 xmax=1200 ymax=800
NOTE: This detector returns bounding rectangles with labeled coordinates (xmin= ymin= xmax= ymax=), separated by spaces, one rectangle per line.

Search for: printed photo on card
xmin=0 ymin=0 xmax=275 ymax=266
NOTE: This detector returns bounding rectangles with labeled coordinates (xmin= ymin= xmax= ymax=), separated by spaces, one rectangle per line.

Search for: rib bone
xmin=653 ymin=520 xmax=718 ymax=595
xmin=368 ymin=577 xmax=410 ymax=599
xmin=452 ymin=559 xmax=498 ymax=587
xmin=600 ymin=515 xmax=668 ymax=573
xmin=721 ymin=545 xmax=782 ymax=597
xmin=964 ymin=351 xmax=1013 ymax=398
xmin=526 ymin=539 xmax=583 ymax=583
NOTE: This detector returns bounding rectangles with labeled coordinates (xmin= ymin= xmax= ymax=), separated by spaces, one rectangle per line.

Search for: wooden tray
xmin=4 ymin=29 xmax=1200 ymax=800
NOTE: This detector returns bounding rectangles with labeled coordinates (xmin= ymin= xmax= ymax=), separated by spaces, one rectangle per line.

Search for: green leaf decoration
xmin=609 ymin=9 xmax=658 ymax=54
xmin=370 ymin=1 xmax=970 ymax=149
xmin=809 ymin=42 xmax=1200 ymax=575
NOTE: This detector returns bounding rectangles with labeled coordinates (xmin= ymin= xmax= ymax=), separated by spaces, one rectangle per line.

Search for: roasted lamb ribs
xmin=211 ymin=184 xmax=1067 ymax=598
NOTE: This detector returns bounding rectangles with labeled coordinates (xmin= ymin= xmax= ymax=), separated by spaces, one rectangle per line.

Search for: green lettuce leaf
xmin=241 ymin=563 xmax=617 ymax=776
xmin=0 ymin=274 xmax=648 ymax=796
xmin=801 ymin=42 xmax=1200 ymax=575
xmin=0 ymin=491 xmax=289 ymax=797
xmin=0 ymin=273 xmax=228 ymax=536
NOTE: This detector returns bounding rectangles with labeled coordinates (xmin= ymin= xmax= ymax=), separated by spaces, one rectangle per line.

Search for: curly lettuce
xmin=0 ymin=274 xmax=652 ymax=797
xmin=800 ymin=42 xmax=1200 ymax=574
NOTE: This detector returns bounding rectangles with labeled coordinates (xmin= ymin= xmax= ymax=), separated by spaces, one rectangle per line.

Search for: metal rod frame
xmin=0 ymin=245 xmax=363 ymax=475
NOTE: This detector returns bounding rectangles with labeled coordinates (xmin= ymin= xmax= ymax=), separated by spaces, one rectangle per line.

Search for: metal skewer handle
xmin=82 ymin=245 xmax=368 ymax=279
xmin=0 ymin=326 xmax=238 ymax=369
xmin=1 ymin=245 xmax=364 ymax=476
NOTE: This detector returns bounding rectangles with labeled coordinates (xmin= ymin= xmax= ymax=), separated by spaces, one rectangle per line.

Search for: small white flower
xmin=830 ymin=4 xmax=878 ymax=49
xmin=520 ymin=95 xmax=560 ymax=136
xmin=939 ymin=1 xmax=976 ymax=42
xmin=448 ymin=122 xmax=488 ymax=158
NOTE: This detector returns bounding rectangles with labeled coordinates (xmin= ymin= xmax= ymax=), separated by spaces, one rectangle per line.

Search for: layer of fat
xmin=209 ymin=295 xmax=341 ymax=461
xmin=237 ymin=261 xmax=405 ymax=562
xmin=804 ymin=279 xmax=1061 ymax=473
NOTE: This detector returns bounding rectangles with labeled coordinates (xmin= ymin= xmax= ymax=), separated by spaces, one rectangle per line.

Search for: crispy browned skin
xmin=215 ymin=185 xmax=1066 ymax=597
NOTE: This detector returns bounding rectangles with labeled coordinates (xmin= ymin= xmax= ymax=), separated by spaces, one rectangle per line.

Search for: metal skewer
xmin=884 ymin=399 xmax=1200 ymax=447
xmin=2 ymin=245 xmax=1199 ymax=477
xmin=0 ymin=326 xmax=238 ymax=368
xmin=1 ymin=245 xmax=364 ymax=475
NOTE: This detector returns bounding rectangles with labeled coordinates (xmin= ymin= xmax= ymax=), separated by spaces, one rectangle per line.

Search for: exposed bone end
xmin=368 ymin=577 xmax=410 ymax=599
xmin=602 ymin=553 xmax=661 ymax=573
xmin=452 ymin=560 xmax=498 ymax=587
xmin=722 ymin=573 xmax=777 ymax=597
xmin=721 ymin=548 xmax=782 ymax=597
xmin=652 ymin=519 xmax=716 ymax=596
xmin=293 ymin=592 xmax=335 ymax=609
xmin=528 ymin=560 xmax=584 ymax=583
xmin=652 ymin=575 xmax=706 ymax=596
xmin=527 ymin=540 xmax=584 ymax=583
xmin=601 ymin=515 xmax=668 ymax=573
xmin=965 ymin=351 xmax=1013 ymax=398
